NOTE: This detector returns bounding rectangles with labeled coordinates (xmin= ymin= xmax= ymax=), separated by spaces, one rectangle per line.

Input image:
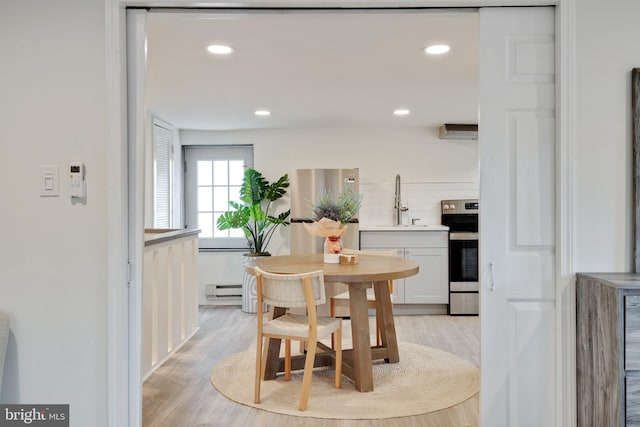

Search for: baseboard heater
xmin=205 ymin=283 xmax=242 ymax=300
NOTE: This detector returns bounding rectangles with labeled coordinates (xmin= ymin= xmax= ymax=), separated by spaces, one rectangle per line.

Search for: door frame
xmin=105 ymin=1 xmax=576 ymax=426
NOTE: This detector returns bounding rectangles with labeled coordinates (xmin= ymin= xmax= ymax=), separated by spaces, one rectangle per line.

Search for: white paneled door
xmin=479 ymin=7 xmax=556 ymax=427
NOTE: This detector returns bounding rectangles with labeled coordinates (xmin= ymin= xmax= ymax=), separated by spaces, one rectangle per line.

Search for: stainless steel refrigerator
xmin=290 ymin=168 xmax=360 ymax=255
xmin=289 ymin=168 xmax=359 ymax=315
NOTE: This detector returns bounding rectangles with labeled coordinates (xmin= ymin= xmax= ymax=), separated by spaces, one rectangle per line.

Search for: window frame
xmin=184 ymin=145 xmax=254 ymax=250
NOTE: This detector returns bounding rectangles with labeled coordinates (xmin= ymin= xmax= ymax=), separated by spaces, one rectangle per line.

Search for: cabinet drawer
xmin=360 ymin=231 xmax=448 ymax=248
xmin=627 ymin=377 xmax=640 ymax=426
xmin=626 ymin=296 xmax=640 ymax=371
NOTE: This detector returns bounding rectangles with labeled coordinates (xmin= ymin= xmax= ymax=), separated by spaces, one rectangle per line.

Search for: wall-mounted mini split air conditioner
xmin=438 ymin=123 xmax=478 ymax=140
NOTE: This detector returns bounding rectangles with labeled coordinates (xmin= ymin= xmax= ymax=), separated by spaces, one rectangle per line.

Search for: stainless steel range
xmin=441 ymin=199 xmax=479 ymax=315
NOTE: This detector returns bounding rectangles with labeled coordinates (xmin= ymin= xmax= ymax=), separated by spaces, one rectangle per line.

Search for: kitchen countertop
xmin=360 ymin=225 xmax=449 ymax=231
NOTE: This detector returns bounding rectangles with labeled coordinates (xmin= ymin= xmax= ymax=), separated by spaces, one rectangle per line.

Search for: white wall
xmin=1 ymin=2 xmax=639 ymax=426
xmin=181 ymin=127 xmax=479 ymax=184
xmin=0 ymin=0 xmax=108 ymax=425
xmin=574 ymin=0 xmax=640 ymax=272
xmin=182 ymin=127 xmax=479 ymax=303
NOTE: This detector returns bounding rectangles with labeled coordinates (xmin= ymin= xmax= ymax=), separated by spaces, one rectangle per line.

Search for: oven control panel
xmin=441 ymin=199 xmax=479 ymax=214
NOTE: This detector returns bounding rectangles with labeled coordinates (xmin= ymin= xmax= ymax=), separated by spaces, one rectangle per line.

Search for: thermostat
xmin=69 ymin=162 xmax=86 ymax=198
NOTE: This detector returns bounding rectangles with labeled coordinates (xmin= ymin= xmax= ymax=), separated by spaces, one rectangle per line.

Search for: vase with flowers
xmin=304 ymin=188 xmax=363 ymax=263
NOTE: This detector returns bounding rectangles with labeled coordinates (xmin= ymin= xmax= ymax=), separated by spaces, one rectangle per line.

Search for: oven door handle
xmin=449 ymin=232 xmax=479 ymax=240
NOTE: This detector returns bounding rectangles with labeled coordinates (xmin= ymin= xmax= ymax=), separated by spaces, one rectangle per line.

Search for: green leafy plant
xmin=311 ymin=187 xmax=363 ymax=223
xmin=216 ymin=168 xmax=290 ymax=256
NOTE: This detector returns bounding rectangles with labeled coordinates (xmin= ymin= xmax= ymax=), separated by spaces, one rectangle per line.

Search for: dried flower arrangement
xmin=310 ymin=188 xmax=363 ymax=223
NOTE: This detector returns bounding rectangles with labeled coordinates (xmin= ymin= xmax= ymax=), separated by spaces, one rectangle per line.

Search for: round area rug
xmin=210 ymin=342 xmax=479 ymax=419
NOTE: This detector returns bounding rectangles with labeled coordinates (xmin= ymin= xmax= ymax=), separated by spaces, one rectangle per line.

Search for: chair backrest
xmin=343 ymin=248 xmax=400 ymax=257
xmin=254 ymin=267 xmax=326 ymax=308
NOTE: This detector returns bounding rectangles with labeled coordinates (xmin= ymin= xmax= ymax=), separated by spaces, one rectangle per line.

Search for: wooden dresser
xmin=576 ymin=273 xmax=640 ymax=427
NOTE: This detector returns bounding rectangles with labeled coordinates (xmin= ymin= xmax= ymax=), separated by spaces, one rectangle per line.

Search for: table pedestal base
xmin=262 ymin=280 xmax=400 ymax=392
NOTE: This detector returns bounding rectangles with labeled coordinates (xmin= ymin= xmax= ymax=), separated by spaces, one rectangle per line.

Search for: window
xmin=152 ymin=120 xmax=174 ymax=228
xmin=184 ymin=145 xmax=253 ymax=249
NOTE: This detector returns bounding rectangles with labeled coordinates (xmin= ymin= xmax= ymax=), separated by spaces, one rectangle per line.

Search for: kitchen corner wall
xmin=181 ymin=126 xmax=479 ymax=184
xmin=181 ymin=126 xmax=479 ymax=303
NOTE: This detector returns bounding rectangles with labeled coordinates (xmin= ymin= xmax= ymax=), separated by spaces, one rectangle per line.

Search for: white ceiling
xmin=145 ymin=10 xmax=479 ymax=131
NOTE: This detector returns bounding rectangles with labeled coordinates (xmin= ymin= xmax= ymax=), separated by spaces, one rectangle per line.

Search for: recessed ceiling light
xmin=207 ymin=44 xmax=233 ymax=55
xmin=394 ymin=109 xmax=410 ymax=116
xmin=255 ymin=110 xmax=271 ymax=116
xmin=424 ymin=44 xmax=450 ymax=55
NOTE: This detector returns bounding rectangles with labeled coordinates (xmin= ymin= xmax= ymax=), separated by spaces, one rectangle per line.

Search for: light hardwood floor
xmin=143 ymin=306 xmax=480 ymax=426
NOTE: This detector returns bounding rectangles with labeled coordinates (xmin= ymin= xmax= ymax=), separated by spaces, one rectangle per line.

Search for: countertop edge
xmin=145 ymin=228 xmax=201 ymax=247
xmin=360 ymin=225 xmax=449 ymax=231
xmin=576 ymin=272 xmax=640 ymax=289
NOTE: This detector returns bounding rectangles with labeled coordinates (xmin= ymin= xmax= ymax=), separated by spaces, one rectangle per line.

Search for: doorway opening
xmin=140 ymin=8 xmax=482 ymax=424
xmin=112 ymin=4 xmax=572 ymax=427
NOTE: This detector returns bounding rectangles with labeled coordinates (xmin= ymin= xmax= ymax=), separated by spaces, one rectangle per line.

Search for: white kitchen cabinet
xmin=360 ymin=229 xmax=448 ymax=305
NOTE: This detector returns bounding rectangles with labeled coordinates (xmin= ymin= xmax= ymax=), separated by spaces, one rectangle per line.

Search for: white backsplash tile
xmin=359 ymin=182 xmax=479 ymax=226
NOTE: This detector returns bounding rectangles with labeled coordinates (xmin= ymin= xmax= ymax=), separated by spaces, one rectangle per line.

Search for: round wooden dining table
xmin=248 ymin=253 xmax=419 ymax=392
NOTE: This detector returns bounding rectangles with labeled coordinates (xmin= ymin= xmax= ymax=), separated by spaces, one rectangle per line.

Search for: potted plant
xmin=216 ymin=168 xmax=290 ymax=312
xmin=216 ymin=168 xmax=290 ymax=255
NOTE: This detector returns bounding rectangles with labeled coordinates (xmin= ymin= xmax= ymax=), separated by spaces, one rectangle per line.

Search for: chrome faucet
xmin=394 ymin=174 xmax=408 ymax=225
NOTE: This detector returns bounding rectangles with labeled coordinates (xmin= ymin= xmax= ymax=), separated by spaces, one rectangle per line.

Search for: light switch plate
xmin=40 ymin=165 xmax=59 ymax=197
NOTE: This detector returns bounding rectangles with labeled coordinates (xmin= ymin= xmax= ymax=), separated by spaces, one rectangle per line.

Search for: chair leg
xmin=284 ymin=339 xmax=291 ymax=381
xmin=298 ymin=339 xmax=316 ymax=411
xmin=335 ymin=321 xmax=342 ymax=389
xmin=330 ymin=298 xmax=336 ymax=350
xmin=254 ymin=336 xmax=263 ymax=404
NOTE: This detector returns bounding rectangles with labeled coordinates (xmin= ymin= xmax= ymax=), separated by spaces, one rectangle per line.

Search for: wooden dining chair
xmin=254 ymin=267 xmax=342 ymax=411
xmin=330 ymin=249 xmax=400 ymax=348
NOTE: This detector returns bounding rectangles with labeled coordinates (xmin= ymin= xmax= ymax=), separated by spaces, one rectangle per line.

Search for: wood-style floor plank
xmin=143 ymin=306 xmax=480 ymax=426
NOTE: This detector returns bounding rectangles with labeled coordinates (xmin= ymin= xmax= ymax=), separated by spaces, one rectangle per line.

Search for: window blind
xmin=153 ymin=123 xmax=173 ymax=228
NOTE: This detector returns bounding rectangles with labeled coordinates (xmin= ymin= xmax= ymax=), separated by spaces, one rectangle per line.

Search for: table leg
xmin=348 ymin=284 xmax=374 ymax=392
xmin=263 ymin=306 xmax=286 ymax=380
xmin=373 ymin=280 xmax=399 ymax=363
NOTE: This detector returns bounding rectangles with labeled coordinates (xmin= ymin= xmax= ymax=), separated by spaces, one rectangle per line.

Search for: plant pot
xmin=242 ymin=254 xmax=270 ymax=313
xmin=323 ymin=235 xmax=343 ymax=264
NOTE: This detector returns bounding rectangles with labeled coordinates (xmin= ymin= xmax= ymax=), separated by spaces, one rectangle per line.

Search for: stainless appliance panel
xmin=441 ymin=199 xmax=479 ymax=215
xmin=450 ymin=232 xmax=480 ymax=240
xmin=290 ymin=168 xmax=360 ymax=255
xmin=449 ymin=293 xmax=479 ymax=315
xmin=450 ymin=281 xmax=479 ymax=292
xmin=442 ymin=198 xmax=479 ymax=316
xmin=290 ymin=168 xmax=359 ymax=220
xmin=289 ymin=168 xmax=360 ymax=317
